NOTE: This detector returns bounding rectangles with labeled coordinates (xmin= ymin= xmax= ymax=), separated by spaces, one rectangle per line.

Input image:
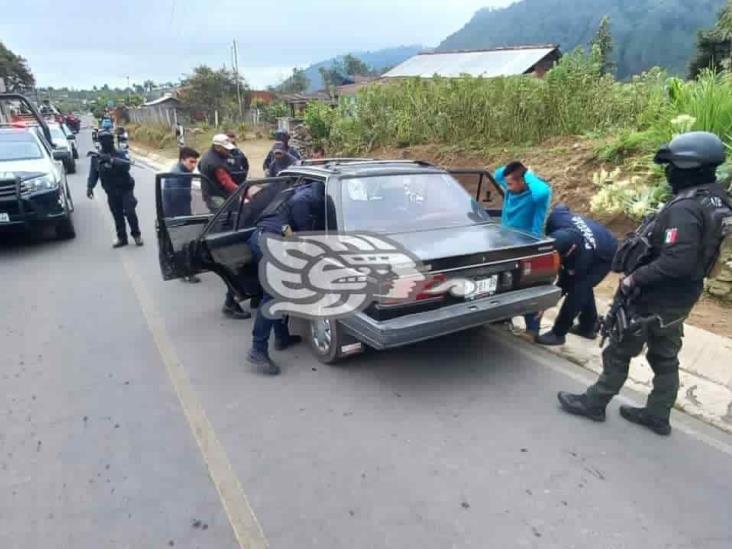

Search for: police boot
xmin=112 ymin=238 xmax=128 ymax=248
xmin=557 ymin=391 xmax=606 ymax=422
xmin=569 ymin=323 xmax=598 ymax=340
xmin=247 ymin=349 xmax=281 ymax=376
xmin=133 ymin=235 xmax=144 ymax=247
xmin=222 ymin=300 xmax=251 ymax=319
xmin=536 ymin=331 xmax=566 ymax=346
xmin=619 ymin=405 xmax=671 ymax=436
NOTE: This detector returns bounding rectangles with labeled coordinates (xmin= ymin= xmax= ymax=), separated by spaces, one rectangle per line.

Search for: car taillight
xmin=519 ymin=252 xmax=559 ymax=287
xmin=380 ymin=273 xmax=448 ymax=306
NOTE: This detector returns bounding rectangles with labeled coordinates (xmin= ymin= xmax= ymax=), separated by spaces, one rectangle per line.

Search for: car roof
xmin=281 ymin=159 xmax=446 ymax=178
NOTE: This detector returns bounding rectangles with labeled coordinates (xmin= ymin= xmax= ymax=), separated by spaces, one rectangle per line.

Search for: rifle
xmin=598 ymin=285 xmax=640 ymax=347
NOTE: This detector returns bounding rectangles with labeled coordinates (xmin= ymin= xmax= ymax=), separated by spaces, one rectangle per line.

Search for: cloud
xmin=0 ymin=0 xmax=514 ymax=88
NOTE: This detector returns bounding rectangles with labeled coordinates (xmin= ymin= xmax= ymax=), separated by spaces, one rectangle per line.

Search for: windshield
xmin=340 ymin=173 xmax=492 ymax=233
xmin=49 ymin=126 xmax=66 ymax=143
xmin=0 ymin=133 xmax=44 ymax=161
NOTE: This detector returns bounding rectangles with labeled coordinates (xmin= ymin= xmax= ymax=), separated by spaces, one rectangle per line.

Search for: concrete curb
xmin=129 ymin=145 xmax=169 ymax=171
xmin=533 ymin=301 xmax=732 ymax=434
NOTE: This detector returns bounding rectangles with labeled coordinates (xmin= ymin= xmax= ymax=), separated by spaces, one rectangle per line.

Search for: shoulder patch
xmin=664 ymin=228 xmax=678 ymax=244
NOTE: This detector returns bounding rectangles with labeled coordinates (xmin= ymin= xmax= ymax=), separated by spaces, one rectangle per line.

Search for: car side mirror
xmin=52 ymin=150 xmax=67 ymax=161
xmin=67 ymin=134 xmax=75 ymax=141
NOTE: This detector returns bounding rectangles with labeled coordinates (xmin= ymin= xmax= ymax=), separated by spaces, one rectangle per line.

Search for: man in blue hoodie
xmin=494 ymin=161 xmax=552 ymax=335
xmin=536 ymin=205 xmax=618 ymax=345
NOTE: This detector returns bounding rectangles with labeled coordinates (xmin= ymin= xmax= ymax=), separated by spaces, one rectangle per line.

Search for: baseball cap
xmin=212 ymin=133 xmax=235 ymax=150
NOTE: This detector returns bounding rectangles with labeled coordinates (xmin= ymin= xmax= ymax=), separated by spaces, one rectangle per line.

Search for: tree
xmin=143 ymin=80 xmax=156 ymax=94
xmin=276 ymin=67 xmax=310 ymax=94
xmin=179 ymin=65 xmax=246 ymax=124
xmin=590 ymin=16 xmax=615 ymax=75
xmin=690 ymin=0 xmax=732 ymax=77
xmin=342 ymin=54 xmax=371 ymax=77
xmin=0 ymin=41 xmax=35 ymax=91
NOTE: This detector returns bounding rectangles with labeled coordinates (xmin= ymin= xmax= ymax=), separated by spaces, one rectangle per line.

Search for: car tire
xmin=73 ymin=147 xmax=79 ymax=160
xmin=56 ymin=214 xmax=76 ymax=240
xmin=65 ymin=159 xmax=76 ymax=174
xmin=309 ymin=318 xmax=344 ymax=364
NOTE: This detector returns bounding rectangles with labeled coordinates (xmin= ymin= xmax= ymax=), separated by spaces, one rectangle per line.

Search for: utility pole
xmin=231 ymin=39 xmax=243 ymax=119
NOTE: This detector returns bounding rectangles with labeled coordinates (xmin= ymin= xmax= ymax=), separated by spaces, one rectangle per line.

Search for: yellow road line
xmin=119 ymin=246 xmax=268 ymax=548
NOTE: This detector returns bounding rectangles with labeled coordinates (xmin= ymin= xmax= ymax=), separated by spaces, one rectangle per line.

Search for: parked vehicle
xmin=0 ymin=93 xmax=75 ymax=240
xmin=154 ymin=160 xmax=561 ymax=363
xmin=64 ymin=113 xmax=81 ymax=133
xmin=47 ymin=122 xmax=77 ymax=173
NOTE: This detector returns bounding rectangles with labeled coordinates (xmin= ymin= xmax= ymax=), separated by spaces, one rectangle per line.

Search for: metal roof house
xmin=382 ymin=45 xmax=561 ymax=79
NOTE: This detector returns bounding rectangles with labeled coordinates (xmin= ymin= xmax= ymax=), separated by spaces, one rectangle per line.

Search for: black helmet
xmin=98 ymin=130 xmax=115 ymax=152
xmin=654 ymin=131 xmax=726 ymax=169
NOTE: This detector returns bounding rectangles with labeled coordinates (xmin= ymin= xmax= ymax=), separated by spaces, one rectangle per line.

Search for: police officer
xmin=558 ymin=132 xmax=732 ymax=435
xmin=246 ymin=182 xmax=326 ymax=375
xmin=225 ymin=131 xmax=249 ymax=184
xmin=263 ymin=130 xmax=300 ymax=173
xmin=87 ymin=131 xmax=143 ymax=248
xmin=536 ymin=205 xmax=617 ymax=345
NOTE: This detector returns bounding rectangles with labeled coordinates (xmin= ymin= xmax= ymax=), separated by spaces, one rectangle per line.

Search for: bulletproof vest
xmin=198 ymin=148 xmax=231 ymax=204
xmin=97 ymin=151 xmax=132 ymax=188
xmin=696 ymin=185 xmax=732 ymax=277
xmin=612 ymin=183 xmax=732 ymax=277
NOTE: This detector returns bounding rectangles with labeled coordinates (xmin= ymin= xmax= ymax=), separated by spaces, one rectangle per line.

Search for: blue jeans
xmin=524 ymin=313 xmax=541 ymax=333
xmin=249 ymin=229 xmax=290 ymax=354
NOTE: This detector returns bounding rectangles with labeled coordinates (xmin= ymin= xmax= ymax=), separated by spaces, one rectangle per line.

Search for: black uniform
xmin=228 ymin=148 xmax=249 ymax=184
xmin=87 ymin=149 xmax=140 ymax=243
xmin=585 ymin=179 xmax=730 ymax=420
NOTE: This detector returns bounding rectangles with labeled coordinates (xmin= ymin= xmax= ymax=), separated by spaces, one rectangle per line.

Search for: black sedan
xmin=154 ymin=160 xmax=561 ymax=363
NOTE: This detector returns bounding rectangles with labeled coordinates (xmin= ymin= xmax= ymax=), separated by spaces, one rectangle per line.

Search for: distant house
xmin=382 ymin=45 xmax=562 ymax=79
xmin=129 ymin=93 xmax=182 ymax=126
xmin=280 ymin=91 xmax=334 ymax=117
xmin=250 ymin=90 xmax=276 ymax=106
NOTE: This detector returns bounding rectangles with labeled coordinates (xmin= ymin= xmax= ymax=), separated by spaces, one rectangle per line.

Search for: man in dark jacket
xmin=225 ymin=130 xmax=249 ymax=184
xmin=536 ymin=205 xmax=617 ymax=345
xmin=558 ymin=132 xmax=732 ymax=436
xmin=198 ymin=134 xmax=241 ymax=212
xmin=266 ymin=141 xmax=298 ymax=177
xmin=163 ymin=146 xmax=201 ymax=283
xmin=87 ymin=131 xmax=142 ymax=248
xmin=246 ymin=182 xmax=326 ymax=375
xmin=198 ymin=134 xmax=251 ymax=319
xmin=263 ymin=130 xmax=300 ymax=173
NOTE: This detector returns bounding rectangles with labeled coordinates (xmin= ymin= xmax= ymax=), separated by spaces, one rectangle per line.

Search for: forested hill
xmin=301 ymin=45 xmax=424 ymax=92
xmin=437 ymin=0 xmax=725 ymax=78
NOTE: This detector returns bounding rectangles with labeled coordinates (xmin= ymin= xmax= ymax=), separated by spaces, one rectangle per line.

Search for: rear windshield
xmin=0 ymin=133 xmax=43 ymax=161
xmin=340 ymin=173 xmax=492 ymax=233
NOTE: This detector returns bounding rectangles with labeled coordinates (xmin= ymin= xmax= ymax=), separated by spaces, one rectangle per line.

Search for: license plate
xmin=0 ymin=213 xmax=9 ymax=223
xmin=468 ymin=275 xmax=498 ymax=299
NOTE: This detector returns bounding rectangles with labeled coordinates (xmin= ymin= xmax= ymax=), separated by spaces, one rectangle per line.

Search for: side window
xmin=448 ymin=169 xmax=504 ymax=212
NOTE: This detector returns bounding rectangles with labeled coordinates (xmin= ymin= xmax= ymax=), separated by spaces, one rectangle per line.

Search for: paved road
xmin=2 ymin=129 xmax=732 ymax=549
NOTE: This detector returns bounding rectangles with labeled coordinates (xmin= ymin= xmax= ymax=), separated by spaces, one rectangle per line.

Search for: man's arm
xmin=493 ymin=166 xmax=508 ymax=191
xmin=632 ymin=205 xmax=704 ymax=287
xmin=263 ymin=151 xmax=273 ymax=171
xmin=530 ymin=179 xmax=552 ymax=237
xmin=213 ymin=167 xmax=239 ymax=194
xmin=87 ymin=157 xmax=99 ymax=189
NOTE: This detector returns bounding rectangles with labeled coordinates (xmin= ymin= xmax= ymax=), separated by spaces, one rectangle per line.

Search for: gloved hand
xmin=86 ymin=187 xmax=94 ymax=199
xmin=620 ymin=274 xmax=635 ymax=296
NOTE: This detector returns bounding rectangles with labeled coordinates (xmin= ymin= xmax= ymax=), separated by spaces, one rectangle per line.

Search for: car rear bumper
xmin=341 ymin=284 xmax=562 ymax=350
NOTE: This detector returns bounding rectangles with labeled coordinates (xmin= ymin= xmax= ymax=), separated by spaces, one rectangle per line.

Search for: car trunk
xmin=366 ymin=223 xmax=558 ymax=321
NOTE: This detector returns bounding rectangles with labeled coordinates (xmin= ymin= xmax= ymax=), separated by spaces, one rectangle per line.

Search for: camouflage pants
xmin=585 ymin=313 xmax=685 ymax=420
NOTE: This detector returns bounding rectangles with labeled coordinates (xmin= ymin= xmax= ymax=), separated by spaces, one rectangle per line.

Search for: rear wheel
xmin=309 ymin=318 xmax=343 ymax=364
xmin=65 ymin=158 xmax=76 ymax=174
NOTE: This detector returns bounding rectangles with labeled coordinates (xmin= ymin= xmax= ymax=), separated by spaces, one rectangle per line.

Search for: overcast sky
xmin=0 ymin=0 xmax=514 ymax=90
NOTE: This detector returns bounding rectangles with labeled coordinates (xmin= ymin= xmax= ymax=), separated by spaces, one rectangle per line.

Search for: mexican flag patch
xmin=664 ymin=228 xmax=678 ymax=244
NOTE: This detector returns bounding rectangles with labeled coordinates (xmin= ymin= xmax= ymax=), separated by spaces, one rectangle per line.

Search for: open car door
xmin=155 ymin=173 xmax=297 ymax=296
xmin=448 ymin=169 xmax=504 ymax=218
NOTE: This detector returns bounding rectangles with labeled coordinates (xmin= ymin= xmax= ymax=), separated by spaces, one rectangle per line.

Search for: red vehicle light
xmin=519 ymin=252 xmax=560 ymax=286
xmin=380 ymin=272 xmax=448 ymax=306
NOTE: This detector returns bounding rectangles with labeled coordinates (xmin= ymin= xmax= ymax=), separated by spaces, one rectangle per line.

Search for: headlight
xmin=26 ymin=174 xmax=59 ymax=193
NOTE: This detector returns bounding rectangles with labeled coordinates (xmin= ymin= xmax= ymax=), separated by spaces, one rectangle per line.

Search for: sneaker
xmin=182 ymin=275 xmax=201 ymax=284
xmin=112 ymin=239 xmax=128 ymax=248
xmin=133 ymin=235 xmax=144 ymax=247
xmin=274 ymin=334 xmax=303 ymax=351
xmin=247 ymin=349 xmax=281 ymax=376
xmin=536 ymin=331 xmax=566 ymax=346
xmin=222 ymin=301 xmax=251 ymax=319
xmin=557 ymin=391 xmax=606 ymax=422
xmin=569 ymin=324 xmax=599 ymax=340
xmin=619 ymin=405 xmax=671 ymax=436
